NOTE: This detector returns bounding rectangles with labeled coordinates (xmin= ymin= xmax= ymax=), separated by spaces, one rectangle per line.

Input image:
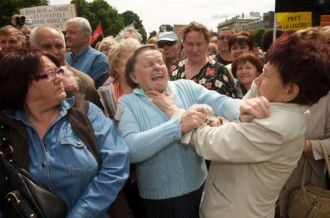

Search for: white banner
xmin=19 ymin=4 xmax=77 ymax=31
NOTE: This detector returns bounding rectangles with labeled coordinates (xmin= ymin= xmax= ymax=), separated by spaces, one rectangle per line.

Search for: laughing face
xmin=129 ymin=49 xmax=168 ymax=92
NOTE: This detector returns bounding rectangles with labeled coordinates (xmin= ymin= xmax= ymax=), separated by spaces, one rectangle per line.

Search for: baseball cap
xmin=156 ymin=31 xmax=178 ymax=43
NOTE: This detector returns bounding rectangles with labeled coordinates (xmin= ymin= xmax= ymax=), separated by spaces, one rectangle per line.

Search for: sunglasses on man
xmin=157 ymin=41 xmax=177 ymax=48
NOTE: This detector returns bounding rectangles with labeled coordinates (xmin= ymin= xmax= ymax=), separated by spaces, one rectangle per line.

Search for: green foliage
xmin=148 ymin=31 xmax=157 ymax=39
xmin=159 ymin=24 xmax=173 ymax=32
xmin=70 ymin=0 xmax=124 ymax=45
xmin=250 ymin=27 xmax=267 ymax=49
xmin=0 ymin=0 xmax=49 ymax=27
xmin=120 ymin=11 xmax=147 ymax=43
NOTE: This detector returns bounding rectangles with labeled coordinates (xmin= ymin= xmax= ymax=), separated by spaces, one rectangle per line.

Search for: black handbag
xmin=0 ymin=147 xmax=68 ymax=218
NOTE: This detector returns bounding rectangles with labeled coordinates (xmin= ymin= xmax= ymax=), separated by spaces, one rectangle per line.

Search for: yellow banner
xmin=276 ymin=12 xmax=312 ymax=31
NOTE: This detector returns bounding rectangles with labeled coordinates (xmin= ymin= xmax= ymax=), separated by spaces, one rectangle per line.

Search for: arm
xmin=189 ymin=120 xmax=287 ymax=162
xmin=90 ymin=54 xmax=109 ymax=80
xmin=68 ymin=103 xmax=130 ymax=218
xmin=305 ymin=93 xmax=330 ymax=160
xmin=119 ymin=101 xmax=182 ymax=163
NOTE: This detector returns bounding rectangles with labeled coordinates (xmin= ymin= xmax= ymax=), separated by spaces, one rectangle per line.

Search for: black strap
xmin=66 ymin=91 xmax=102 ymax=169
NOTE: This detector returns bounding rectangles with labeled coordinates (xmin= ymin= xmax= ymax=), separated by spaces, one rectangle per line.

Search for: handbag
xmin=0 ymin=146 xmax=68 ymax=218
xmin=287 ymin=140 xmax=330 ymax=218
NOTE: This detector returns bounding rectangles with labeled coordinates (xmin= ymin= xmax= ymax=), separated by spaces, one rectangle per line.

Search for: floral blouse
xmin=169 ymin=57 xmax=238 ymax=98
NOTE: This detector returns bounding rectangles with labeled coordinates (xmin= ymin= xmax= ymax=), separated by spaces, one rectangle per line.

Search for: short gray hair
xmin=65 ymin=17 xmax=92 ymax=35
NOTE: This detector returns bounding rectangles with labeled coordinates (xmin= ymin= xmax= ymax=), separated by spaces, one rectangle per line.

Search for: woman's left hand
xmin=146 ymin=90 xmax=178 ymax=117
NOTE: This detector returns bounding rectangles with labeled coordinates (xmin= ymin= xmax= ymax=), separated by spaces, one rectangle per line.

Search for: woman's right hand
xmin=180 ymin=106 xmax=207 ymax=133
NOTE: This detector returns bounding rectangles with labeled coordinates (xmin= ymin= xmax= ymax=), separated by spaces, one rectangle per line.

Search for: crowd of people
xmin=0 ymin=13 xmax=330 ymax=218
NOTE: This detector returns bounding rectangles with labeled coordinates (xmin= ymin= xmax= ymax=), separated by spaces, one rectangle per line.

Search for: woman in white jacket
xmin=188 ymin=34 xmax=330 ymax=218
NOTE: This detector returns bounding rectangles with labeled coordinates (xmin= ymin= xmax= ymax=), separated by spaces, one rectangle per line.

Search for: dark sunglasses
xmin=157 ymin=41 xmax=177 ymax=48
xmin=218 ymin=35 xmax=231 ymax=41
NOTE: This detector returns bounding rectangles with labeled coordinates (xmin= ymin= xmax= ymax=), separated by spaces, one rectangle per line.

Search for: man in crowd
xmin=156 ymin=31 xmax=181 ymax=68
xmin=213 ymin=27 xmax=235 ymax=65
xmin=65 ymin=17 xmax=108 ymax=88
xmin=30 ymin=24 xmax=101 ymax=107
xmin=0 ymin=25 xmax=24 ymax=59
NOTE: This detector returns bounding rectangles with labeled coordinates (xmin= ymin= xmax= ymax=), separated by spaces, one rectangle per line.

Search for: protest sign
xmin=19 ymin=4 xmax=77 ymax=31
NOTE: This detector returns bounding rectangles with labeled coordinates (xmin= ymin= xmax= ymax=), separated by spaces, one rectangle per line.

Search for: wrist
xmin=171 ymin=109 xmax=185 ymax=119
xmin=303 ymin=139 xmax=311 ymax=154
xmin=166 ymin=106 xmax=179 ymax=118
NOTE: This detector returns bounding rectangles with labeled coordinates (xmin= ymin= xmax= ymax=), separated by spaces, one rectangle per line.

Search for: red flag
xmin=90 ymin=22 xmax=103 ymax=45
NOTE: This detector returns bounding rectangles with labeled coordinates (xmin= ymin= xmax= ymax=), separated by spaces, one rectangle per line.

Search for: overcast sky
xmin=49 ymin=0 xmax=275 ymax=34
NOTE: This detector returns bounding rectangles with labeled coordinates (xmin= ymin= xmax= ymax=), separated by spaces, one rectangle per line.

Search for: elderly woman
xmin=118 ymin=44 xmax=269 ymax=218
xmin=0 ymin=49 xmax=130 ymax=217
xmin=168 ymin=21 xmax=238 ymax=98
xmin=187 ymin=34 xmax=330 ymax=218
xmin=102 ymin=38 xmax=141 ymax=102
xmin=231 ymin=53 xmax=264 ymax=98
xmin=96 ymin=36 xmax=117 ymax=56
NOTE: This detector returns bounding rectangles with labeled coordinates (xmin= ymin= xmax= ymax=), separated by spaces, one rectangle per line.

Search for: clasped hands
xmin=146 ymin=90 xmax=270 ymax=134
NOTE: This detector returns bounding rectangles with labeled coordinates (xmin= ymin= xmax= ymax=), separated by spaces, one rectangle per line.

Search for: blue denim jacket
xmin=2 ymin=98 xmax=130 ymax=218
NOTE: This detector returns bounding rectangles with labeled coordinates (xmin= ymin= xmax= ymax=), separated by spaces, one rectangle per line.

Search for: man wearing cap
xmin=156 ymin=31 xmax=181 ymax=68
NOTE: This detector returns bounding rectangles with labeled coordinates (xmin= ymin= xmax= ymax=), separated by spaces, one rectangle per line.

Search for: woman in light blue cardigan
xmin=118 ymin=44 xmax=269 ymax=218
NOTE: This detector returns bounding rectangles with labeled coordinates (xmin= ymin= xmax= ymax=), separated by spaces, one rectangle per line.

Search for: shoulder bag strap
xmin=318 ymin=140 xmax=330 ymax=180
xmin=66 ymin=91 xmax=102 ymax=169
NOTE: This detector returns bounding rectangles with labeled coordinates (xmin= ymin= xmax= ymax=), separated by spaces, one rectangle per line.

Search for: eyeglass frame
xmin=36 ymin=67 xmax=64 ymax=81
xmin=157 ymin=41 xmax=177 ymax=48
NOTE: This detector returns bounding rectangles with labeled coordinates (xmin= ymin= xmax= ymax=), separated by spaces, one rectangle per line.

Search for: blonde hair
xmin=108 ymin=38 xmax=141 ymax=77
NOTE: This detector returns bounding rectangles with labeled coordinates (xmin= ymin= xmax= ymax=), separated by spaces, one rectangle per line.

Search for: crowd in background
xmin=0 ymin=13 xmax=330 ymax=218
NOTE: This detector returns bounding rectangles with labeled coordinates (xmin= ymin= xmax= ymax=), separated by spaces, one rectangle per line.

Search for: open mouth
xmin=152 ymin=74 xmax=164 ymax=81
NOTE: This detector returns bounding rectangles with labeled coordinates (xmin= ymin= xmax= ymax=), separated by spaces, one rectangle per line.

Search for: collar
xmin=4 ymin=97 xmax=76 ymax=122
xmin=70 ymin=45 xmax=92 ymax=60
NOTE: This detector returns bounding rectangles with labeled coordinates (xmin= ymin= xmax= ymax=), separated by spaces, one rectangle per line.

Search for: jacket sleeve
xmin=118 ymin=98 xmax=182 ymax=163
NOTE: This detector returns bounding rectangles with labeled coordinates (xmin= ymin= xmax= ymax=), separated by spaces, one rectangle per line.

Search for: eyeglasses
xmin=37 ymin=68 xmax=64 ymax=81
xmin=157 ymin=41 xmax=176 ymax=48
xmin=218 ymin=35 xmax=231 ymax=41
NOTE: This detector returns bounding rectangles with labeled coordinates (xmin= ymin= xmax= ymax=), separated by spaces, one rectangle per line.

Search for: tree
xmin=71 ymin=0 xmax=124 ymax=46
xmin=250 ymin=27 xmax=267 ymax=49
xmin=158 ymin=24 xmax=173 ymax=32
xmin=148 ymin=31 xmax=157 ymax=39
xmin=0 ymin=0 xmax=49 ymax=27
xmin=120 ymin=10 xmax=147 ymax=43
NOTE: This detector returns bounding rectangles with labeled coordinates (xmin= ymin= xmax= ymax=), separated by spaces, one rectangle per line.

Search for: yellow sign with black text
xmin=276 ymin=12 xmax=312 ymax=31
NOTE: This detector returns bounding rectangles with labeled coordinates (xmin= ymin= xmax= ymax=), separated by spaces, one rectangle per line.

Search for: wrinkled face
xmin=65 ymin=22 xmax=89 ymax=49
xmin=26 ymin=56 xmax=66 ymax=106
xmin=184 ymin=31 xmax=208 ymax=62
xmin=254 ymin=62 xmax=287 ymax=102
xmin=129 ymin=49 xmax=168 ymax=92
xmin=36 ymin=28 xmax=66 ymax=64
xmin=217 ymin=30 xmax=234 ymax=52
xmin=230 ymin=42 xmax=251 ymax=59
xmin=0 ymin=33 xmax=23 ymax=56
xmin=122 ymin=32 xmax=139 ymax=40
xmin=114 ymin=49 xmax=135 ymax=78
xmin=236 ymin=61 xmax=260 ymax=87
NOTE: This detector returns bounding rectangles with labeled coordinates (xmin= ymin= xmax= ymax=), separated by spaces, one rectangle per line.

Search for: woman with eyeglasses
xmin=0 ymin=48 xmax=130 ymax=217
xmin=168 ymin=21 xmax=238 ymax=99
